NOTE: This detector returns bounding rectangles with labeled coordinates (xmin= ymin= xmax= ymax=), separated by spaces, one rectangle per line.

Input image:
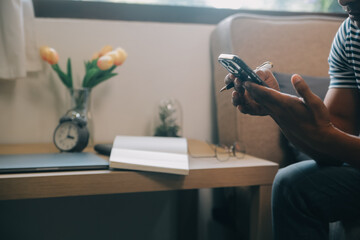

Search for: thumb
xmin=291 ymin=74 xmax=323 ymax=112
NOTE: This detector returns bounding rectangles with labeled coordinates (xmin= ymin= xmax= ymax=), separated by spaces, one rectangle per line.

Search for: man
xmin=224 ymin=0 xmax=360 ymax=239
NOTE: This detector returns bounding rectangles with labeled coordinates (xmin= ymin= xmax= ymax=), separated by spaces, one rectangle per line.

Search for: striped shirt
xmin=328 ymin=17 xmax=360 ymax=90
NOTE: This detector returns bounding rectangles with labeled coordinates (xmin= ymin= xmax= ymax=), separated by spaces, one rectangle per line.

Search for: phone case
xmin=218 ymin=54 xmax=265 ymax=85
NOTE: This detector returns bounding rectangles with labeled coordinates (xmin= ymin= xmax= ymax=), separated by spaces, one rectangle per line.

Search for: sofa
xmin=210 ymin=13 xmax=360 ymax=240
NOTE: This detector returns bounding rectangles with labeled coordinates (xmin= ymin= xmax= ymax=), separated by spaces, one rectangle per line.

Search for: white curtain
xmin=0 ymin=0 xmax=41 ymax=80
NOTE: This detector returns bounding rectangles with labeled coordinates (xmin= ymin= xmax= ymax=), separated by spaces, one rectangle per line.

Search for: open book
xmin=109 ymin=136 xmax=189 ymax=175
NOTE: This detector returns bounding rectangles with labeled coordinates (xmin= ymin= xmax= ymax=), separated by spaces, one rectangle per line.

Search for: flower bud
xmin=106 ymin=50 xmax=127 ymax=66
xmin=46 ymin=48 xmax=59 ymax=65
xmin=106 ymin=51 xmax=119 ymax=63
xmin=97 ymin=55 xmax=114 ymax=70
xmin=114 ymin=47 xmax=127 ymax=66
xmin=91 ymin=52 xmax=100 ymax=60
xmin=99 ymin=45 xmax=113 ymax=57
xmin=39 ymin=46 xmax=51 ymax=61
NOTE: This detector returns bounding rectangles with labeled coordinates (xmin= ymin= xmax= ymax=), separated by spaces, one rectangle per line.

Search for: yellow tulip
xmin=97 ymin=55 xmax=114 ymax=70
xmin=99 ymin=45 xmax=113 ymax=57
xmin=114 ymin=47 xmax=127 ymax=66
xmin=39 ymin=46 xmax=50 ymax=61
xmin=39 ymin=46 xmax=59 ymax=65
xmin=105 ymin=51 xmax=119 ymax=62
xmin=91 ymin=52 xmax=100 ymax=60
xmin=46 ymin=48 xmax=59 ymax=65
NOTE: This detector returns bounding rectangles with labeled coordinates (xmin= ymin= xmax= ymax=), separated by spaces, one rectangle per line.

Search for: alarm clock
xmin=53 ymin=116 xmax=89 ymax=152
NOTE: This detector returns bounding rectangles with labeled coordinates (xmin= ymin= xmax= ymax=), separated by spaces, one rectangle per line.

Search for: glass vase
xmin=63 ymin=88 xmax=94 ymax=146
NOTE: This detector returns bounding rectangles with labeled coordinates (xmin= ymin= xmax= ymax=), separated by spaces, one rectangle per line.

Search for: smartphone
xmin=218 ymin=54 xmax=266 ymax=86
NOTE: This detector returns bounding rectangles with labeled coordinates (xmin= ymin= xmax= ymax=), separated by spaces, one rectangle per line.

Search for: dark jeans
xmin=272 ymin=160 xmax=360 ymax=240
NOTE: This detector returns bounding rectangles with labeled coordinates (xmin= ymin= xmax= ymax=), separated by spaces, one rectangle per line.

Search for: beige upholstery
xmin=210 ymin=14 xmax=345 ymax=164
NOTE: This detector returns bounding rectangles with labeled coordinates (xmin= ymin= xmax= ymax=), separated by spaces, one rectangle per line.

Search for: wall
xmin=0 ymin=18 xmax=216 ymax=144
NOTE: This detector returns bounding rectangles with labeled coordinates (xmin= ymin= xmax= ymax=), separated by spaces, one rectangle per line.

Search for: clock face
xmin=54 ymin=121 xmax=80 ymax=151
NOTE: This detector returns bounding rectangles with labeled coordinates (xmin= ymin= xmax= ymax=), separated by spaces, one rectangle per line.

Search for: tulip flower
xmin=105 ymin=51 xmax=120 ymax=65
xmin=40 ymin=44 xmax=126 ymax=89
xmin=47 ymin=48 xmax=59 ymax=65
xmin=105 ymin=49 xmax=127 ymax=66
xmin=39 ymin=46 xmax=72 ymax=88
xmin=39 ymin=46 xmax=50 ymax=61
xmin=91 ymin=52 xmax=100 ymax=60
xmin=99 ymin=45 xmax=113 ymax=57
xmin=39 ymin=46 xmax=59 ymax=65
xmin=97 ymin=55 xmax=114 ymax=70
xmin=114 ymin=48 xmax=128 ymax=66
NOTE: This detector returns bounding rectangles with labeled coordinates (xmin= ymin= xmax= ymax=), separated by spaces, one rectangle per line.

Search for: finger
xmin=291 ymin=74 xmax=323 ymax=113
xmin=254 ymin=69 xmax=280 ymax=89
xmin=224 ymin=73 xmax=235 ymax=85
xmin=255 ymin=69 xmax=266 ymax=81
xmin=254 ymin=69 xmax=273 ymax=81
xmin=241 ymin=93 xmax=259 ymax=114
xmin=232 ymin=90 xmax=256 ymax=115
xmin=237 ymin=100 xmax=250 ymax=114
xmin=232 ymin=91 xmax=243 ymax=107
xmin=234 ymin=78 xmax=245 ymax=94
xmin=243 ymin=81 xmax=279 ymax=106
xmin=232 ymin=90 xmax=255 ymax=114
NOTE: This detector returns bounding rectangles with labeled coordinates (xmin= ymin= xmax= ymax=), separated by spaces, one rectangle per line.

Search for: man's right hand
xmin=224 ymin=69 xmax=280 ymax=115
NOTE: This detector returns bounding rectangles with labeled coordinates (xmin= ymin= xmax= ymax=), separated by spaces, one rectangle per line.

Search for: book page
xmin=110 ymin=148 xmax=189 ymax=175
xmin=112 ymin=136 xmax=187 ymax=154
xmin=109 ymin=136 xmax=189 ymax=175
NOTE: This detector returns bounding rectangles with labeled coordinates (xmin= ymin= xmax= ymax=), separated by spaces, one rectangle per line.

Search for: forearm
xmin=280 ymin=127 xmax=342 ymax=165
xmin=281 ymin=125 xmax=360 ymax=168
xmin=324 ymin=126 xmax=360 ymax=168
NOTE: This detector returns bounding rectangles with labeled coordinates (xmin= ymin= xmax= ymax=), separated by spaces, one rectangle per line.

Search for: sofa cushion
xmin=275 ymin=72 xmax=330 ymax=99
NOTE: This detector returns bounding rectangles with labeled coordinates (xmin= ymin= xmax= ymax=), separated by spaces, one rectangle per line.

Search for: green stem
xmin=51 ymin=64 xmax=72 ymax=88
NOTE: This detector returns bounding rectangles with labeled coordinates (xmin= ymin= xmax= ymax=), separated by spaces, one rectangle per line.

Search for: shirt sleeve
xmin=328 ymin=18 xmax=358 ymax=89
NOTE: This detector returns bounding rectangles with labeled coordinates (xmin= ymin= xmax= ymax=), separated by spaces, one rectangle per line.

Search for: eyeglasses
xmin=212 ymin=142 xmax=245 ymax=161
xmin=188 ymin=139 xmax=246 ymax=162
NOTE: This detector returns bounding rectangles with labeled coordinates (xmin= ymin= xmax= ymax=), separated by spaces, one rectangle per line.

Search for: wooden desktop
xmin=0 ymin=143 xmax=278 ymax=240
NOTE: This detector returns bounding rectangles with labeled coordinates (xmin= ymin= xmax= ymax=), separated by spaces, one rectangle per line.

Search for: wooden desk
xmin=0 ymin=143 xmax=278 ymax=240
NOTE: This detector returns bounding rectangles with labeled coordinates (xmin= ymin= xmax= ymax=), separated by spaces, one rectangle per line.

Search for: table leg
xmin=249 ymin=184 xmax=272 ymax=240
xmin=177 ymin=189 xmax=199 ymax=240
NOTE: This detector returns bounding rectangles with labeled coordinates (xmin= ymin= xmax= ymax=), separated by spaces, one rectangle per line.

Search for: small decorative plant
xmin=39 ymin=45 xmax=127 ymax=89
xmin=154 ymin=99 xmax=181 ymax=137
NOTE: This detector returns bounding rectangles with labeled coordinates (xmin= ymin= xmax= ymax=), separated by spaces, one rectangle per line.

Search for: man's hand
xmin=224 ymin=69 xmax=280 ymax=115
xmin=243 ymin=74 xmax=331 ymax=136
xmin=243 ymin=74 xmax=343 ymax=165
